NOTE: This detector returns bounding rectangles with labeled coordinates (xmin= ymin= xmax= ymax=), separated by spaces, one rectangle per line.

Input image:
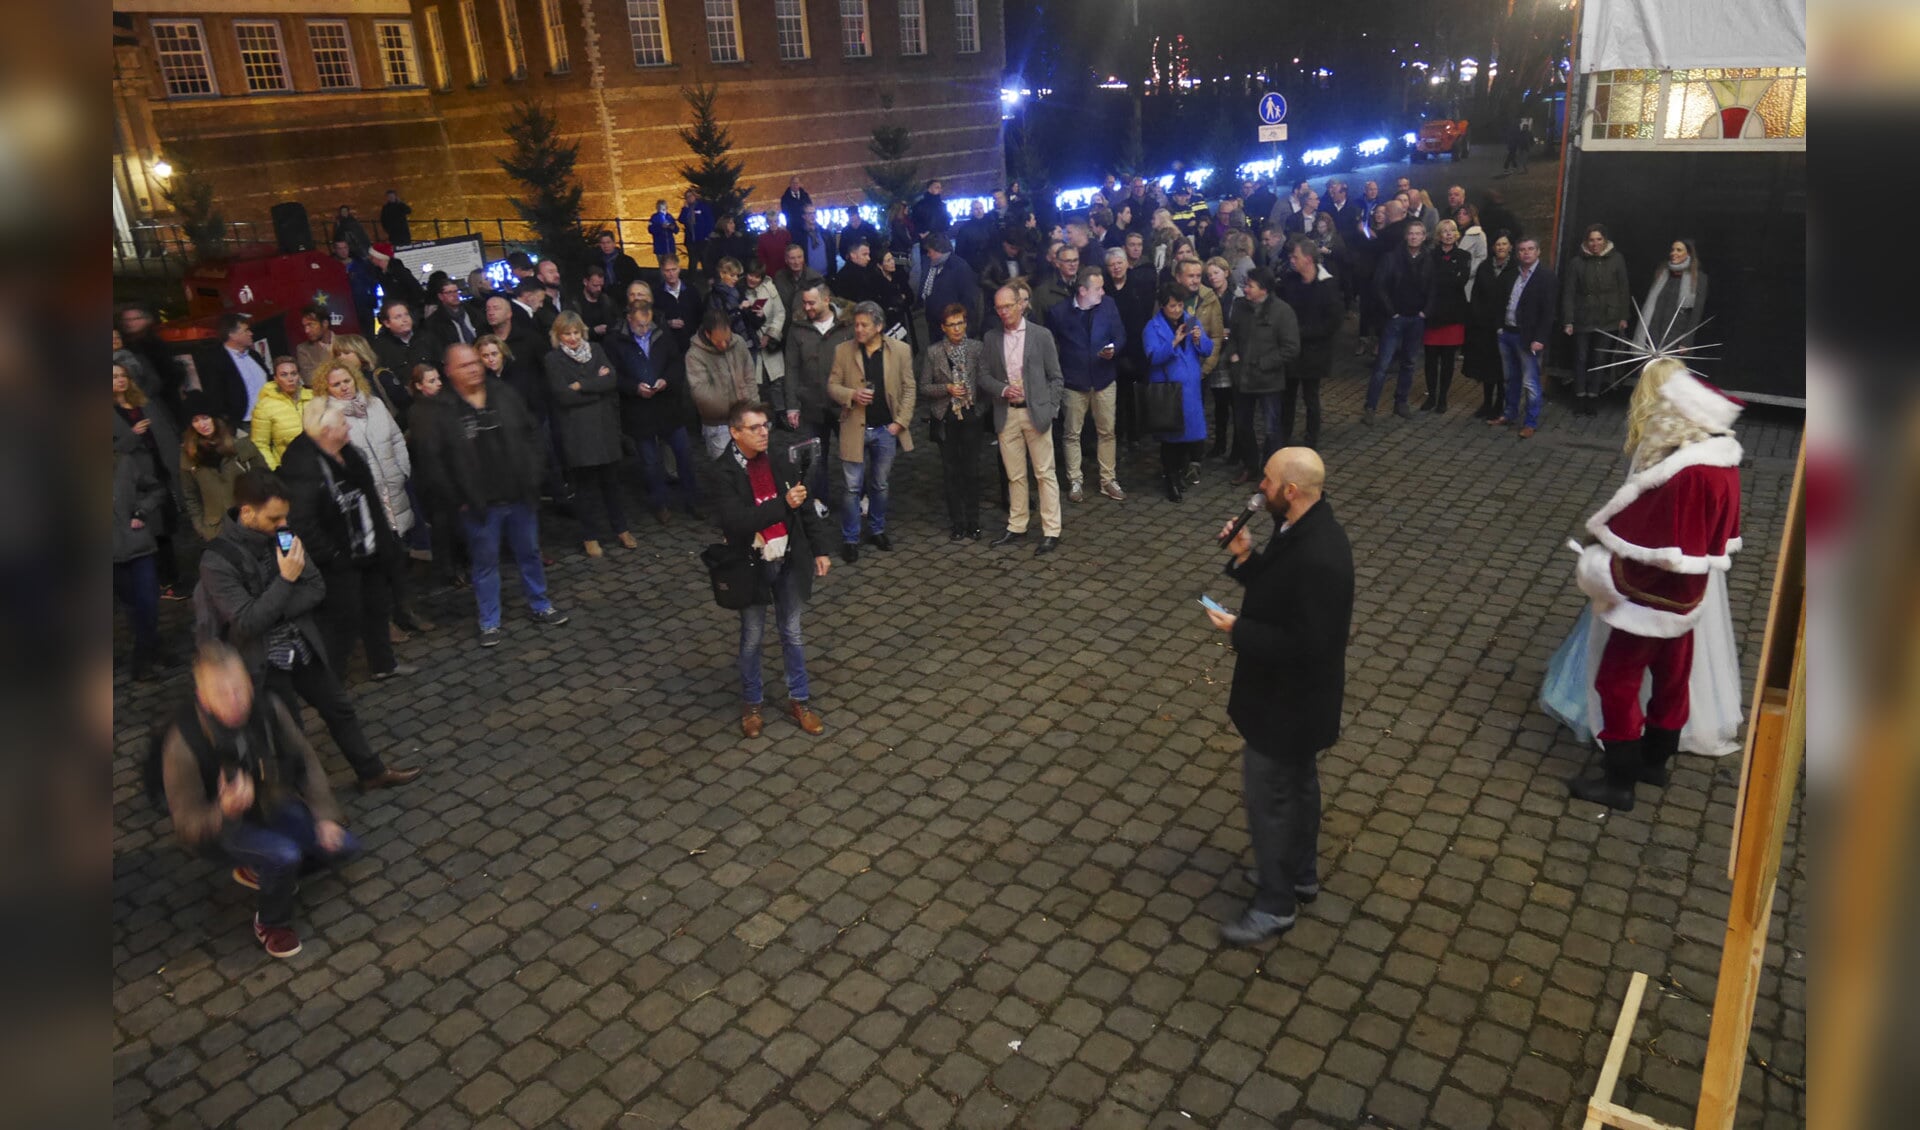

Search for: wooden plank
xmin=1589 ymin=1099 xmax=1690 ymax=1130
xmin=1728 ymin=445 xmax=1805 ymax=877
xmin=1588 ymin=971 xmax=1650 ymax=1115
xmin=1696 ymin=600 xmax=1804 ymax=1129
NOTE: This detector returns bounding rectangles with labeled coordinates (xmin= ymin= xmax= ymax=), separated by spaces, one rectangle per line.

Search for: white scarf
xmin=560 ymin=340 xmax=594 ymax=364
xmin=1646 ymin=257 xmax=1696 ymax=314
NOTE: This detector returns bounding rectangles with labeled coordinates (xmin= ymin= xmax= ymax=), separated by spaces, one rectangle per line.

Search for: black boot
xmin=1164 ymin=469 xmax=1184 ymax=502
xmin=1436 ymin=368 xmax=1453 ymax=413
xmin=1640 ymin=727 xmax=1680 ymax=786
xmin=1569 ymin=738 xmax=1640 ymax=812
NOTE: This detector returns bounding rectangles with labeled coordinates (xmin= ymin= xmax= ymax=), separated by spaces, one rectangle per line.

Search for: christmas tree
xmin=863 ymin=95 xmax=921 ymax=211
xmin=498 ymin=99 xmax=587 ymax=275
xmin=677 ymin=83 xmax=752 ymax=218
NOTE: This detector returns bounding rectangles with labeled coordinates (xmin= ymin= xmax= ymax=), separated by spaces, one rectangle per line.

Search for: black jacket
xmin=654 ymin=280 xmax=707 ymax=354
xmin=1469 ymin=257 xmax=1518 ymax=330
xmin=198 ymin=512 xmax=331 ymax=675
xmin=1374 ymin=246 xmax=1435 ymax=318
xmin=414 ymin=378 xmax=545 ymax=511
xmin=1224 ymin=498 xmax=1354 ymax=758
xmin=277 ymin=436 xmax=397 ymax=569
xmin=713 ymin=441 xmax=833 ymax=602
xmin=1227 ymin=295 xmax=1301 ymax=396
xmin=425 ymin=303 xmax=482 ymax=354
xmin=1276 ymin=269 xmax=1342 ymax=383
xmin=605 ymin=322 xmax=688 ymax=439
xmin=1499 ymin=263 xmax=1559 ymax=346
xmin=1425 ymin=246 xmax=1474 ymax=327
xmin=921 ymin=255 xmax=982 ymax=341
xmin=197 ymin=345 xmax=260 ymax=427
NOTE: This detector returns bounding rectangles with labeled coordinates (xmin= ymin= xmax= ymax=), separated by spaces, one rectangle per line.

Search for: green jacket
xmin=1561 ymin=242 xmax=1632 ymax=332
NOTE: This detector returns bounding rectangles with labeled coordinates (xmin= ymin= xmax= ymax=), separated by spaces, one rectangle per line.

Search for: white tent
xmin=1581 ymin=0 xmax=1805 ymax=72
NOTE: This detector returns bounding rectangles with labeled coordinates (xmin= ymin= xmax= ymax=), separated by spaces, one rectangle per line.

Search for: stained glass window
xmin=1595 ymin=67 xmax=1805 ymax=145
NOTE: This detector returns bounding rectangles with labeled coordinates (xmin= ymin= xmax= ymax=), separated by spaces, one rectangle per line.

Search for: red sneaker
xmin=232 ymin=867 xmax=260 ymax=890
xmin=254 ymin=915 xmax=302 ymax=958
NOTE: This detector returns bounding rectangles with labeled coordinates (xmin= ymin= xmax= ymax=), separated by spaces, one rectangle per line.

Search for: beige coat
xmin=828 ymin=337 xmax=916 ymax=463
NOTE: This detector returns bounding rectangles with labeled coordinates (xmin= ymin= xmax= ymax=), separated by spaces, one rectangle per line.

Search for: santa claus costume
xmin=1565 ymin=360 xmax=1743 ymax=812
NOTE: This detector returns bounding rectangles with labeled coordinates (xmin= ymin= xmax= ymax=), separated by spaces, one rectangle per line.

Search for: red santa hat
xmin=1658 ymin=369 xmax=1742 ymax=433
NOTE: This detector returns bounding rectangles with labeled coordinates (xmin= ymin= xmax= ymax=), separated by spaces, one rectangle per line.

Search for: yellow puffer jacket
xmin=250 ymin=384 xmax=312 ymax=469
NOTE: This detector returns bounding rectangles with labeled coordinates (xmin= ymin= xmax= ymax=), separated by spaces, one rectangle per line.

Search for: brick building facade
xmin=113 ymin=0 xmax=1006 ymax=242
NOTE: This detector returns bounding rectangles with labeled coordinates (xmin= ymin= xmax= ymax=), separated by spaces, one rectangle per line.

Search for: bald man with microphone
xmin=1204 ymin=447 xmax=1355 ymax=945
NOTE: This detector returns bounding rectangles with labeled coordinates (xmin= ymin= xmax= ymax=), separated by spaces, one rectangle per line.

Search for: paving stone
xmin=111 ymin=351 xmax=1805 ymax=1130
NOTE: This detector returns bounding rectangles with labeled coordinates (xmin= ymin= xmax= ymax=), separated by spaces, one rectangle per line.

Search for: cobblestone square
xmin=114 ymin=349 xmax=1805 ymax=1129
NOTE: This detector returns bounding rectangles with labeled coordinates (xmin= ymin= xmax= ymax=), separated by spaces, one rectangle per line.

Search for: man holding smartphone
xmin=1045 ymin=265 xmax=1128 ymax=503
xmin=198 ymin=470 xmax=421 ymax=791
xmin=1204 ymin=447 xmax=1353 ymax=946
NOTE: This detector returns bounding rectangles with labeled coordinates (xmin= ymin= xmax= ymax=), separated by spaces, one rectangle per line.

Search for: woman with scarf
xmin=320 ymin=361 xmax=432 ymax=637
xmin=1637 ymin=239 xmax=1710 ymax=360
xmin=919 ymin=303 xmax=990 ymax=540
xmin=544 ymin=311 xmax=632 ymax=557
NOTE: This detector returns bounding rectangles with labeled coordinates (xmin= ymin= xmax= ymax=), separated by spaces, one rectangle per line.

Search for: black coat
xmin=1499 ymin=264 xmax=1559 ymax=347
xmin=921 ymin=255 xmax=982 ymax=341
xmin=425 ymin=303 xmax=482 ymax=354
xmin=654 ymin=280 xmax=707 ymax=354
xmin=197 ymin=345 xmax=261 ymax=427
xmin=713 ymin=441 xmax=834 ymax=602
xmin=544 ymin=345 xmax=623 ymax=467
xmin=1224 ymin=498 xmax=1354 ymax=758
xmin=605 ymin=323 xmax=689 ymax=439
xmin=1425 ymin=246 xmax=1474 ymax=327
xmin=1276 ymin=270 xmax=1342 ymax=382
xmin=414 ymin=378 xmax=545 ymax=511
xmin=277 ymin=436 xmax=396 ymax=569
xmin=1375 ymin=246 xmax=1434 ymax=318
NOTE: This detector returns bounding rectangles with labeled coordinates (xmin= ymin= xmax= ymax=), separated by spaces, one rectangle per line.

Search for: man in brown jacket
xmin=827 ymin=301 xmax=916 ymax=560
xmin=685 ymin=308 xmax=758 ymax=458
xmin=159 ymin=641 xmax=358 ymax=959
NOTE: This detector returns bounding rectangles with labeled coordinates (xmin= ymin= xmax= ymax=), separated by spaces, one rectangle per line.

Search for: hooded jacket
xmin=684 ymin=330 xmax=757 ymax=426
xmin=1561 ymin=240 xmax=1633 ymax=332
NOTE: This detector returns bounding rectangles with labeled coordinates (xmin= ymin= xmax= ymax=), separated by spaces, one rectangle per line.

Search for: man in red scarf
xmin=713 ymin=401 xmax=834 ymax=738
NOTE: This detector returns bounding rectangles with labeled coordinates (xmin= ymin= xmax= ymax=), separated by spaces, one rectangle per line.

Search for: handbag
xmin=1141 ymin=381 xmax=1186 ymax=434
xmin=700 ymin=543 xmax=766 ymax=610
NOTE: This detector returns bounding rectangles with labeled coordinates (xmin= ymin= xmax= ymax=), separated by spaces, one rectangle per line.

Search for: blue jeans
xmin=459 ymin=502 xmax=553 ymax=630
xmin=840 ymin=426 xmax=898 ymax=543
xmin=1366 ymin=314 xmax=1424 ymax=410
xmin=635 ymin=427 xmax=699 ymax=511
xmin=740 ymin=558 xmax=809 ymax=705
xmin=217 ymin=799 xmax=360 ymax=927
xmin=113 ymin=553 xmax=160 ymax=659
xmin=1499 ymin=329 xmax=1544 ymax=427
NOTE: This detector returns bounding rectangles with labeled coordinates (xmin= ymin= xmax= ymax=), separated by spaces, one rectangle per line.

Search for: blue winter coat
xmin=1144 ymin=311 xmax=1213 ymax=444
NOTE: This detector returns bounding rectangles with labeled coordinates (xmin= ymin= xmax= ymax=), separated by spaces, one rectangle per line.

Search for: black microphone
xmin=1218 ymin=493 xmax=1265 ymax=546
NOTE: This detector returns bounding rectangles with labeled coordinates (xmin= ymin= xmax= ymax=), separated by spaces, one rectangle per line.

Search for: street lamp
xmin=151 ymin=158 xmax=173 ymax=180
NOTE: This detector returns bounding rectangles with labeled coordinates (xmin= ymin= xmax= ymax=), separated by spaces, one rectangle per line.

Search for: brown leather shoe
xmin=617 ymin=531 xmax=639 ymax=549
xmin=786 ymin=700 xmax=825 ymax=735
xmin=653 ymin=508 xmax=672 ymax=526
xmin=1487 ymin=416 xmax=1510 ymax=427
xmin=357 ymin=765 xmax=423 ymax=793
xmin=583 ymin=540 xmax=604 ymax=557
xmin=388 ymin=623 xmax=410 ymax=645
xmin=741 ymin=704 xmax=764 ymax=739
xmin=1518 ymin=426 xmax=1536 ymax=439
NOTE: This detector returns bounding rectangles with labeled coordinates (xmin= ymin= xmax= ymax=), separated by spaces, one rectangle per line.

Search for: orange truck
xmin=1413 ymin=119 xmax=1470 ymax=161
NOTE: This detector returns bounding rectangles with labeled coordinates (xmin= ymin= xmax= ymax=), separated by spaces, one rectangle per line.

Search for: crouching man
xmin=159 ymin=641 xmax=359 ymax=958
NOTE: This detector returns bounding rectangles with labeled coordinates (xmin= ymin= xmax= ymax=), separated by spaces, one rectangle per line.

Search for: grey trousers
xmin=1243 ymin=744 xmax=1321 ymax=917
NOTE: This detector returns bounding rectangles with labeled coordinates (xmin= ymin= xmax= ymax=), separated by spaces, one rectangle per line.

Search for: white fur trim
xmin=1573 ymin=544 xmax=1702 ymax=639
xmin=1584 ymin=434 xmax=1742 ymax=573
xmin=1659 ymin=370 xmax=1742 ymax=433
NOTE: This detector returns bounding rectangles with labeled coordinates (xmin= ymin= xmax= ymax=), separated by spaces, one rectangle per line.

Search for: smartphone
xmin=1198 ymin=595 xmax=1227 ymax=614
xmin=276 ymin=528 xmax=295 ymax=553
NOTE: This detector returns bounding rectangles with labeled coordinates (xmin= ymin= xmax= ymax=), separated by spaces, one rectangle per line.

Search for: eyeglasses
xmin=734 ymin=422 xmax=770 ymax=432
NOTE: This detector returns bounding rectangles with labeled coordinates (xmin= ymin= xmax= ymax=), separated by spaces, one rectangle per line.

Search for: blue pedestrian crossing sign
xmin=1257 ymin=93 xmax=1288 ymax=125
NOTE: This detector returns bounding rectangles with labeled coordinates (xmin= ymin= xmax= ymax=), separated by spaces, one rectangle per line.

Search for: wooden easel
xmin=1581 ymin=443 xmax=1805 ymax=1130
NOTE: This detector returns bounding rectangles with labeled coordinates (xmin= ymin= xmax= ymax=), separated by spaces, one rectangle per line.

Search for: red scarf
xmin=745 ymin=452 xmax=788 ymax=547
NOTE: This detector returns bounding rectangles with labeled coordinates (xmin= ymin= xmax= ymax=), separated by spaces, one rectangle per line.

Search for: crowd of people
xmin=115 ymin=165 xmax=1721 ymax=957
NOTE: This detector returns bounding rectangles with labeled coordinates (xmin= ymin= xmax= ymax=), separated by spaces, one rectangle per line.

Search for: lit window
xmin=541 ymin=0 xmax=569 ymax=73
xmin=774 ymin=0 xmax=810 ymax=61
xmin=705 ymin=0 xmax=742 ymax=64
xmin=626 ymin=0 xmax=670 ymax=67
xmin=458 ymin=0 xmax=487 ymax=83
xmin=898 ymin=0 xmax=925 ymax=56
xmin=234 ymin=21 xmax=289 ymax=93
xmin=152 ymin=20 xmax=217 ymax=97
xmin=423 ymin=8 xmax=452 ymax=89
xmin=498 ymin=0 xmax=527 ymax=78
xmin=839 ymin=0 xmax=870 ymax=58
xmin=1588 ymin=67 xmax=1807 ymax=145
xmin=953 ymin=0 xmax=978 ymax=56
xmin=376 ymin=21 xmax=421 ymax=87
xmin=308 ymin=21 xmax=359 ymax=89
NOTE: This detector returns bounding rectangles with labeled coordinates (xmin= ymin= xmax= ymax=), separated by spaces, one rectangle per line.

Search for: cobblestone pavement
xmin=113 ymin=343 xmax=1806 ymax=1129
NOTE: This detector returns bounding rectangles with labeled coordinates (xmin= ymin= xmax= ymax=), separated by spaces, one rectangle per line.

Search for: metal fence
xmin=112 ymin=216 xmax=686 ymax=281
